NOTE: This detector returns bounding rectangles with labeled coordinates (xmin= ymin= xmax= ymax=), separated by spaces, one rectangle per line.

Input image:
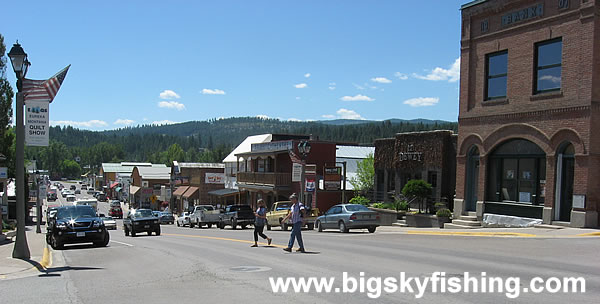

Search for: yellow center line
xmin=162 ymin=233 xmax=288 ymax=248
xmin=405 ymin=230 xmax=537 ymax=237
xmin=576 ymin=232 xmax=600 ymax=237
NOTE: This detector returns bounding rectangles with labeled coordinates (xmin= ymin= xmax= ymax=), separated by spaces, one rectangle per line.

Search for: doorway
xmin=465 ymin=146 xmax=480 ymax=212
xmin=555 ymin=143 xmax=575 ymax=222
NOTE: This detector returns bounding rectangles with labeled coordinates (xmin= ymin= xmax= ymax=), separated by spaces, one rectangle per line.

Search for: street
xmin=1 ymin=182 xmax=598 ymax=304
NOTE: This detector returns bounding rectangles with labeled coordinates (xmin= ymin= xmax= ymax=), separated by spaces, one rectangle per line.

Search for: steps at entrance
xmin=443 ymin=223 xmax=480 ymax=229
xmin=444 ymin=212 xmax=481 ymax=229
xmin=551 ymin=221 xmax=571 ymax=227
xmin=451 ymin=219 xmax=482 ymax=227
xmin=467 ymin=211 xmax=477 ymax=217
xmin=392 ymin=220 xmax=408 ymax=227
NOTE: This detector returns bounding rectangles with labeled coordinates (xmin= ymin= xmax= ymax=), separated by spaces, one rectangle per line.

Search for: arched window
xmin=487 ymin=139 xmax=546 ymax=205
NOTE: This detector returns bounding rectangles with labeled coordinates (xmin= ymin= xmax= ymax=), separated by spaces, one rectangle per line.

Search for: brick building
xmin=455 ymin=0 xmax=599 ymax=227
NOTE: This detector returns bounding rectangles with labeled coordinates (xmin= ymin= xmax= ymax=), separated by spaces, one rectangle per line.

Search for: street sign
xmin=0 ymin=167 xmax=7 ymax=179
xmin=305 ymin=179 xmax=315 ymax=192
xmin=25 ymin=100 xmax=50 ymax=147
xmin=39 ymin=185 xmax=47 ymax=198
xmin=292 ymin=163 xmax=302 ymax=182
xmin=305 ymin=164 xmax=317 ymax=175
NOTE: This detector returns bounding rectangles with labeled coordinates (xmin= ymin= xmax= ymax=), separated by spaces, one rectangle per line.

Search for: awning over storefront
xmin=129 ymin=185 xmax=141 ymax=195
xmin=110 ymin=182 xmax=119 ymax=189
xmin=173 ymin=186 xmax=189 ymax=197
xmin=208 ymin=188 xmax=239 ymax=197
xmin=182 ymin=186 xmax=199 ymax=198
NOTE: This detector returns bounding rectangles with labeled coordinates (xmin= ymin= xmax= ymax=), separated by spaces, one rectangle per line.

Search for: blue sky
xmin=2 ymin=0 xmax=465 ymax=130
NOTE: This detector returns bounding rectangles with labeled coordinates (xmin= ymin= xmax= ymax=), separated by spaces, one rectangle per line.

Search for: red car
xmin=109 ymin=206 xmax=123 ymax=219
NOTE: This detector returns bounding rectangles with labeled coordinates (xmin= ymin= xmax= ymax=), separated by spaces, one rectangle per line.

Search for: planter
xmin=437 ymin=216 xmax=452 ymax=228
xmin=405 ymin=213 xmax=437 ymax=227
xmin=368 ymin=207 xmax=406 ymax=225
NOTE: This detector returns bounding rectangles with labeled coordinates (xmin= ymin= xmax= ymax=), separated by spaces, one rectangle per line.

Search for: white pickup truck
xmin=189 ymin=205 xmax=221 ymax=228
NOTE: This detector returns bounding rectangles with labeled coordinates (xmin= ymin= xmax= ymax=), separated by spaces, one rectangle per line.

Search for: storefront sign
xmin=305 ymin=179 xmax=315 ymax=192
xmin=501 ymin=3 xmax=543 ymax=27
xmin=25 ymin=101 xmax=50 ymax=147
xmin=398 ymin=144 xmax=423 ymax=162
xmin=251 ymin=140 xmax=293 ymax=152
xmin=324 ymin=166 xmax=342 ymax=190
xmin=305 ymin=164 xmax=317 ymax=175
xmin=324 ymin=181 xmax=341 ymax=191
xmin=205 ymin=173 xmax=225 ymax=184
xmin=292 ymin=163 xmax=302 ymax=182
xmin=0 ymin=167 xmax=7 ymax=179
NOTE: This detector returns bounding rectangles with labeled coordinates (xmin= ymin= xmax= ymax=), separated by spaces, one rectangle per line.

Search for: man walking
xmin=282 ymin=193 xmax=305 ymax=253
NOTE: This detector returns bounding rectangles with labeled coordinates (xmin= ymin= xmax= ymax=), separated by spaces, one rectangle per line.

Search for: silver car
xmin=101 ymin=216 xmax=117 ymax=230
xmin=177 ymin=212 xmax=191 ymax=227
xmin=315 ymin=204 xmax=380 ymax=233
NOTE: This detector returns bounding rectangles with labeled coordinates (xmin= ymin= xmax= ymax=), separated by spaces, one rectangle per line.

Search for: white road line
xmin=111 ymin=240 xmax=134 ymax=247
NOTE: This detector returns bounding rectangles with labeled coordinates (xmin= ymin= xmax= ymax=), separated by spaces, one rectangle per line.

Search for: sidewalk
xmin=0 ymin=225 xmax=51 ymax=280
xmin=377 ymin=225 xmax=600 ymax=238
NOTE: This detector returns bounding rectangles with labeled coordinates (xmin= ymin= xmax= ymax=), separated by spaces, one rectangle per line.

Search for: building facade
xmin=456 ymin=0 xmax=599 ymax=227
xmin=130 ymin=166 xmax=171 ymax=210
xmin=171 ymin=162 xmax=226 ymax=212
xmin=374 ymin=131 xmax=457 ymax=205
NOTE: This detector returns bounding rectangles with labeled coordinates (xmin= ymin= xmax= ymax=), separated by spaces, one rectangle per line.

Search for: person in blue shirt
xmin=251 ymin=199 xmax=272 ymax=247
xmin=282 ymin=193 xmax=306 ymax=253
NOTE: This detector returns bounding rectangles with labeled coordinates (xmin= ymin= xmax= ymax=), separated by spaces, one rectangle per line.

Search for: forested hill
xmin=28 ymin=117 xmax=456 ymax=178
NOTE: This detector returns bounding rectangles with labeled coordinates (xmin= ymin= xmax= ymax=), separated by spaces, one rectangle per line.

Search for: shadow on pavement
xmin=39 ymin=266 xmax=104 ymax=278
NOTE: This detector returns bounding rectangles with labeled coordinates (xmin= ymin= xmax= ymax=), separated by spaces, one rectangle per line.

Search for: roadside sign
xmin=305 ymin=164 xmax=317 ymax=175
xmin=0 ymin=167 xmax=7 ymax=179
xmin=39 ymin=185 xmax=47 ymax=198
xmin=292 ymin=163 xmax=302 ymax=182
xmin=25 ymin=101 xmax=50 ymax=147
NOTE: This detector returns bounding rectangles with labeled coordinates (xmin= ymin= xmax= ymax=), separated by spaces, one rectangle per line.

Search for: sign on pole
xmin=25 ymin=101 xmax=50 ymax=146
xmin=0 ymin=167 xmax=7 ymax=179
xmin=292 ymin=163 xmax=302 ymax=182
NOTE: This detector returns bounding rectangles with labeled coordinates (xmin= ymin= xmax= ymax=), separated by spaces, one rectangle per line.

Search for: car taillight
xmin=349 ymin=214 xmax=357 ymax=220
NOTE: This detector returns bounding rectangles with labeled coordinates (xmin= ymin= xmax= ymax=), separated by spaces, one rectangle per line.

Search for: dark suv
xmin=123 ymin=209 xmax=161 ymax=237
xmin=46 ymin=205 xmax=110 ymax=250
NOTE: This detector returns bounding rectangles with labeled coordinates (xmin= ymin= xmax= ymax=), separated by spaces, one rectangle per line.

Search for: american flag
xmin=288 ymin=149 xmax=303 ymax=164
xmin=23 ymin=65 xmax=70 ymax=103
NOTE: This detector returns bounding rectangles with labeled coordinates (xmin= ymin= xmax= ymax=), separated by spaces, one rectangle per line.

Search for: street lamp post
xmin=7 ymin=42 xmax=31 ymax=259
xmin=297 ymin=141 xmax=311 ymax=204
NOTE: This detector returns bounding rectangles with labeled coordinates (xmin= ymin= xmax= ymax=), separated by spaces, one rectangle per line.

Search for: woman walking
xmin=251 ymin=199 xmax=272 ymax=247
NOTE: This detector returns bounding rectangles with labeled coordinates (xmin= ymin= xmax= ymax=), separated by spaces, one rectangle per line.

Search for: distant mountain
xmin=319 ymin=118 xmax=456 ymax=126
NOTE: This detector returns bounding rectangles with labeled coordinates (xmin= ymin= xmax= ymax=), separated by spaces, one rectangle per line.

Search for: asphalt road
xmin=3 ymin=181 xmax=599 ymax=303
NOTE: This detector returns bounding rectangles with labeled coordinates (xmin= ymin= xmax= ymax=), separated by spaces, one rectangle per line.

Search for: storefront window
xmin=485 ymin=50 xmax=508 ymax=100
xmin=486 ymin=139 xmax=546 ymax=205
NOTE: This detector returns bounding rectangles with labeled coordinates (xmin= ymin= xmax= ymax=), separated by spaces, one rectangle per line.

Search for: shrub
xmin=397 ymin=200 xmax=409 ymax=211
xmin=401 ymin=180 xmax=432 ymax=199
xmin=371 ymin=202 xmax=385 ymax=209
xmin=349 ymin=195 xmax=370 ymax=206
xmin=436 ymin=208 xmax=452 ymax=218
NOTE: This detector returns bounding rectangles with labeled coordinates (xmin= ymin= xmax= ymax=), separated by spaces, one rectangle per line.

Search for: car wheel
xmin=339 ymin=221 xmax=348 ymax=233
xmin=190 ymin=221 xmax=195 ymax=228
xmin=219 ymin=221 xmax=225 ymax=229
xmin=231 ymin=218 xmax=237 ymax=230
xmin=241 ymin=225 xmax=247 ymax=229
xmin=266 ymin=224 xmax=271 ymax=231
xmin=368 ymin=226 xmax=376 ymax=233
xmin=147 ymin=231 xmax=152 ymax=236
xmin=95 ymin=232 xmax=110 ymax=247
xmin=207 ymin=223 xmax=212 ymax=228
xmin=156 ymin=228 xmax=161 ymax=236
xmin=317 ymin=221 xmax=323 ymax=232
xmin=281 ymin=223 xmax=288 ymax=231
xmin=307 ymin=223 xmax=315 ymax=230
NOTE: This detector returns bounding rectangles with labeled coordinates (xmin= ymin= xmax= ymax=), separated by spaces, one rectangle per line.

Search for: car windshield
xmin=134 ymin=209 xmax=154 ymax=218
xmin=345 ymin=205 xmax=371 ymax=212
xmin=102 ymin=217 xmax=114 ymax=220
xmin=276 ymin=203 xmax=291 ymax=210
xmin=56 ymin=206 xmax=96 ymax=219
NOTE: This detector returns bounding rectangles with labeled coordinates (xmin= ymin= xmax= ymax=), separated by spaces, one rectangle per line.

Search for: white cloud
xmin=51 ymin=120 xmax=108 ymax=128
xmin=403 ymin=97 xmax=439 ymax=107
xmin=294 ymin=83 xmax=308 ymax=89
xmin=371 ymin=77 xmax=392 ymax=84
xmin=304 ymin=73 xmax=311 ymax=78
xmin=340 ymin=94 xmax=375 ymax=102
xmin=202 ymin=88 xmax=226 ymax=95
xmin=288 ymin=118 xmax=302 ymax=122
xmin=159 ymin=90 xmax=180 ymax=99
xmin=328 ymin=86 xmax=336 ymax=90
xmin=394 ymin=72 xmax=408 ymax=80
xmin=352 ymin=83 xmax=365 ymax=90
xmin=321 ymin=114 xmax=335 ymax=119
xmin=151 ymin=120 xmax=177 ymax=125
xmin=114 ymin=119 xmax=135 ymax=126
xmin=158 ymin=101 xmax=186 ymax=110
xmin=413 ymin=58 xmax=460 ymax=82
xmin=336 ymin=108 xmax=364 ymax=120
xmin=256 ymin=114 xmax=270 ymax=120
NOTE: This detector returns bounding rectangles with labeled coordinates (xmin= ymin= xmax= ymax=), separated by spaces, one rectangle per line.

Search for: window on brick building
xmin=534 ymin=38 xmax=562 ymax=93
xmin=485 ymin=50 xmax=508 ymax=100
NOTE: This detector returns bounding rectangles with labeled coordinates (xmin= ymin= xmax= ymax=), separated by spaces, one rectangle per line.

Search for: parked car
xmin=47 ymin=191 xmax=57 ymax=201
xmin=176 ymin=212 xmax=191 ymax=227
xmin=81 ymin=184 xmax=88 ymax=190
xmin=87 ymin=188 xmax=95 ymax=194
xmin=101 ymin=216 xmax=117 ymax=230
xmin=266 ymin=201 xmax=318 ymax=231
xmin=315 ymin=204 xmax=380 ymax=233
xmin=66 ymin=195 xmax=77 ymax=203
xmin=97 ymin=192 xmax=107 ymax=202
xmin=123 ymin=209 xmax=161 ymax=237
xmin=74 ymin=189 xmax=81 ymax=194
xmin=219 ymin=205 xmax=255 ymax=229
xmin=46 ymin=205 xmax=110 ymax=249
xmin=70 ymin=185 xmax=76 ymax=190
xmin=190 ymin=205 xmax=221 ymax=228
xmin=157 ymin=212 xmax=175 ymax=225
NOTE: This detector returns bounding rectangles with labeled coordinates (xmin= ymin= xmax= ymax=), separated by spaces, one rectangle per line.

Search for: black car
xmin=219 ymin=205 xmax=255 ymax=229
xmin=123 ymin=209 xmax=161 ymax=237
xmin=46 ymin=205 xmax=110 ymax=250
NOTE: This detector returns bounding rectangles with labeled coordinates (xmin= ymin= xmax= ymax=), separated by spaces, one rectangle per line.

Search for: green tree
xmin=401 ymin=179 xmax=432 ymax=213
xmin=60 ymin=159 xmax=81 ymax=179
xmin=349 ymin=153 xmax=374 ymax=195
xmin=0 ymin=34 xmax=15 ymax=176
xmin=165 ymin=143 xmax=185 ymax=165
